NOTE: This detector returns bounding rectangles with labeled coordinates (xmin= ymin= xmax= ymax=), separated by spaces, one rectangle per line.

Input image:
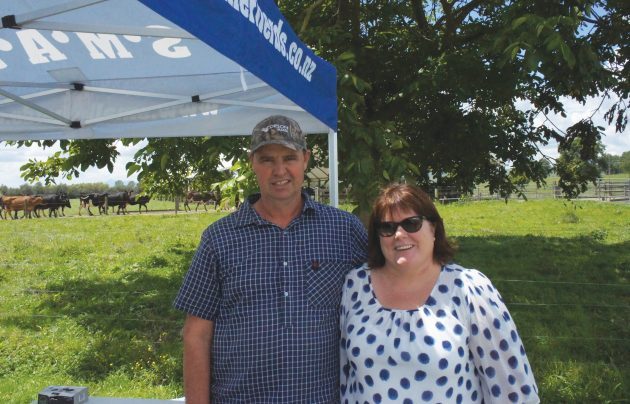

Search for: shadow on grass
xmin=2 ymin=246 xmax=195 ymax=384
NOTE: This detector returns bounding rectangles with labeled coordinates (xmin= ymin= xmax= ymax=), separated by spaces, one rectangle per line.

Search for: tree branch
xmin=299 ymin=0 xmax=326 ymax=35
xmin=452 ymin=0 xmax=486 ymax=28
xmin=410 ymin=0 xmax=430 ymax=31
xmin=579 ymin=16 xmax=600 ymax=25
xmin=439 ymin=0 xmax=452 ymax=15
xmin=337 ymin=0 xmax=361 ymax=46
xmin=438 ymin=0 xmax=454 ymax=49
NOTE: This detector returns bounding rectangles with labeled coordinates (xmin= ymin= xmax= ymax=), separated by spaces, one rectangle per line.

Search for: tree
xmin=601 ymin=152 xmax=622 ymax=175
xmin=621 ymin=151 xmax=630 ymax=174
xmin=287 ymin=0 xmax=628 ymax=213
xmin=538 ymin=157 xmax=555 ymax=176
xmin=555 ymin=137 xmax=606 ymax=197
xmin=5 ymin=0 xmax=629 ymax=217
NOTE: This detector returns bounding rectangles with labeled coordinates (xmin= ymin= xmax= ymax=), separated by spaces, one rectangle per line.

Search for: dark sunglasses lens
xmin=377 ymin=216 xmax=423 ymax=236
xmin=401 ymin=217 xmax=423 ymax=233
xmin=377 ymin=222 xmax=397 ymax=236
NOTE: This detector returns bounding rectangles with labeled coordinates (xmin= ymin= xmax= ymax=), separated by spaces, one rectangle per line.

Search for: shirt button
xmin=284 ymin=291 xmax=289 ymax=297
xmin=283 ymin=261 xmax=288 ymax=266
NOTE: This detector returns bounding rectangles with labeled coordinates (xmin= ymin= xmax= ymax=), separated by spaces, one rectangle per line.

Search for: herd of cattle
xmin=0 ymin=190 xmax=221 ymax=219
xmin=77 ymin=192 xmax=151 ymax=216
xmin=0 ymin=193 xmax=71 ymax=219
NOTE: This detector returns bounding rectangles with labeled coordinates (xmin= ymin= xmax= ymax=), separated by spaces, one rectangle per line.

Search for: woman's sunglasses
xmin=376 ymin=215 xmax=427 ymax=237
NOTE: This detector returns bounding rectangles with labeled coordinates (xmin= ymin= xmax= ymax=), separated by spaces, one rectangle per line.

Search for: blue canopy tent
xmin=0 ymin=0 xmax=341 ymax=205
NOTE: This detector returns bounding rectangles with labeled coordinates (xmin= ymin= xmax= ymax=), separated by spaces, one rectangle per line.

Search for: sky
xmin=0 ymin=140 xmax=144 ymax=188
xmin=0 ymin=96 xmax=628 ymax=188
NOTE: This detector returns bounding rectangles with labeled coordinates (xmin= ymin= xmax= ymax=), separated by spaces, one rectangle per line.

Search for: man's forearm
xmin=183 ymin=316 xmax=214 ymax=404
xmin=184 ymin=339 xmax=210 ymax=403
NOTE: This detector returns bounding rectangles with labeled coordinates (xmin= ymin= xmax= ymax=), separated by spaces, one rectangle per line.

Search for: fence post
xmin=553 ymin=183 xmax=561 ymax=199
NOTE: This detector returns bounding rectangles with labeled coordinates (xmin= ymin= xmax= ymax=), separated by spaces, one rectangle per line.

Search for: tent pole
xmin=0 ymin=88 xmax=71 ymax=125
xmin=327 ymin=129 xmax=339 ymax=207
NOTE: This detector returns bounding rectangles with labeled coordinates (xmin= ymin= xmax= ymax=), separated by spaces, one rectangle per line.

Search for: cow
xmin=127 ymin=193 xmax=151 ymax=214
xmin=79 ymin=193 xmax=108 ymax=216
xmin=2 ymin=195 xmax=44 ymax=219
xmin=33 ymin=193 xmax=72 ymax=218
xmin=184 ymin=190 xmax=220 ymax=212
xmin=0 ymin=196 xmax=5 ymax=219
xmin=78 ymin=193 xmax=91 ymax=216
xmin=78 ymin=192 xmax=129 ymax=215
xmin=104 ymin=191 xmax=130 ymax=215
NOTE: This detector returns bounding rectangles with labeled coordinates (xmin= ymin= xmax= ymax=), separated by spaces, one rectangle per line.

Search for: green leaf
xmin=545 ymin=33 xmax=563 ymax=52
xmin=126 ymin=163 xmax=141 ymax=176
xmin=408 ymin=163 xmax=420 ymax=176
xmin=391 ymin=139 xmax=404 ymax=150
xmin=524 ymin=50 xmax=539 ymax=71
xmin=336 ymin=51 xmax=356 ymax=62
xmin=503 ymin=43 xmax=520 ymax=60
xmin=560 ymin=43 xmax=576 ymax=68
xmin=160 ymin=154 xmax=169 ymax=170
xmin=349 ymin=74 xmax=370 ymax=93
xmin=511 ymin=16 xmax=529 ymax=29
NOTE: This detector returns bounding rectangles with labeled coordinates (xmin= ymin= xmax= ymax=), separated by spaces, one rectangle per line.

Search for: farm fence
xmin=431 ymin=178 xmax=630 ymax=204
xmin=308 ymin=178 xmax=630 ymax=205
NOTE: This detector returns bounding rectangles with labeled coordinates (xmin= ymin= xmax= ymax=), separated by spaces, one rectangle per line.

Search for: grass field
xmin=0 ymin=199 xmax=628 ymax=402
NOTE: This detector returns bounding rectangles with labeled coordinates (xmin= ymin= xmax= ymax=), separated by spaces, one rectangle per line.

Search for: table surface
xmin=33 ymin=397 xmax=184 ymax=403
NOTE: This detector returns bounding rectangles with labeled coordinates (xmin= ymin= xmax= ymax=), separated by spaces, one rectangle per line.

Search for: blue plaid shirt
xmin=174 ymin=193 xmax=367 ymax=403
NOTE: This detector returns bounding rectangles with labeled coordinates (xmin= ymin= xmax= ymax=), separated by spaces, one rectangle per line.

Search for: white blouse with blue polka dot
xmin=340 ymin=263 xmax=539 ymax=403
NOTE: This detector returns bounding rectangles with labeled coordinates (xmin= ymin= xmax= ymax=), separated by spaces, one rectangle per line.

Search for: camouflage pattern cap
xmin=250 ymin=115 xmax=306 ymax=153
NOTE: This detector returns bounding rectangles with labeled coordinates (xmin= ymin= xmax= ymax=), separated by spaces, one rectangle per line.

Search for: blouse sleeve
xmin=464 ymin=269 xmax=540 ymax=404
xmin=339 ymin=269 xmax=355 ymax=401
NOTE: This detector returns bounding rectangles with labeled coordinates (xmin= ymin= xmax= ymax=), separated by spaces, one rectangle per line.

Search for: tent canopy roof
xmin=0 ymin=0 xmax=337 ymax=141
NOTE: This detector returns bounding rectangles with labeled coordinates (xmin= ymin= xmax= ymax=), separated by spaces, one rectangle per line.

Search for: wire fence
xmin=307 ymin=178 xmax=630 ymax=205
xmin=431 ymin=178 xmax=630 ymax=203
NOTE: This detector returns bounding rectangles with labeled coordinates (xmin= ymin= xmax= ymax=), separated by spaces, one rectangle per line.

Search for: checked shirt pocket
xmin=305 ymin=260 xmax=348 ymax=309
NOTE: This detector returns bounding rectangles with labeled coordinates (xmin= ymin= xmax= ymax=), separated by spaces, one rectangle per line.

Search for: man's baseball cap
xmin=250 ymin=115 xmax=306 ymax=153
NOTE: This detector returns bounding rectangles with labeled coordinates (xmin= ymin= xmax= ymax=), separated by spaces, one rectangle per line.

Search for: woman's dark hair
xmin=367 ymin=183 xmax=457 ymax=268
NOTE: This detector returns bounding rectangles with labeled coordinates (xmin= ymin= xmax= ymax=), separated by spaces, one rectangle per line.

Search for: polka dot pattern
xmin=340 ymin=263 xmax=539 ymax=403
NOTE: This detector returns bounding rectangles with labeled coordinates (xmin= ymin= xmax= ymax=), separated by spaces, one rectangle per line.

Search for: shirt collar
xmin=234 ymin=190 xmax=318 ymax=228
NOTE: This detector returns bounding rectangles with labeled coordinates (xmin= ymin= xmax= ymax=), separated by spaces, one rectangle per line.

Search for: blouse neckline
xmin=366 ymin=265 xmax=445 ymax=313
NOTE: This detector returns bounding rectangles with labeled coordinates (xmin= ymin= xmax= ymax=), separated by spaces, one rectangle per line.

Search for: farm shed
xmin=0 ymin=0 xmax=342 ymax=205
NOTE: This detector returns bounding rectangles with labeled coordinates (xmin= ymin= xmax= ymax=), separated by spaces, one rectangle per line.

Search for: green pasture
xmin=0 ymin=200 xmax=628 ymax=402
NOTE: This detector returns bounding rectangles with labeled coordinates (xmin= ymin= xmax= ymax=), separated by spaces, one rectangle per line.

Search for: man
xmin=174 ymin=115 xmax=368 ymax=403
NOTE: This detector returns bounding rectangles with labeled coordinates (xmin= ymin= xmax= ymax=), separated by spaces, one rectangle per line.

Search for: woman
xmin=340 ymin=184 xmax=539 ymax=403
